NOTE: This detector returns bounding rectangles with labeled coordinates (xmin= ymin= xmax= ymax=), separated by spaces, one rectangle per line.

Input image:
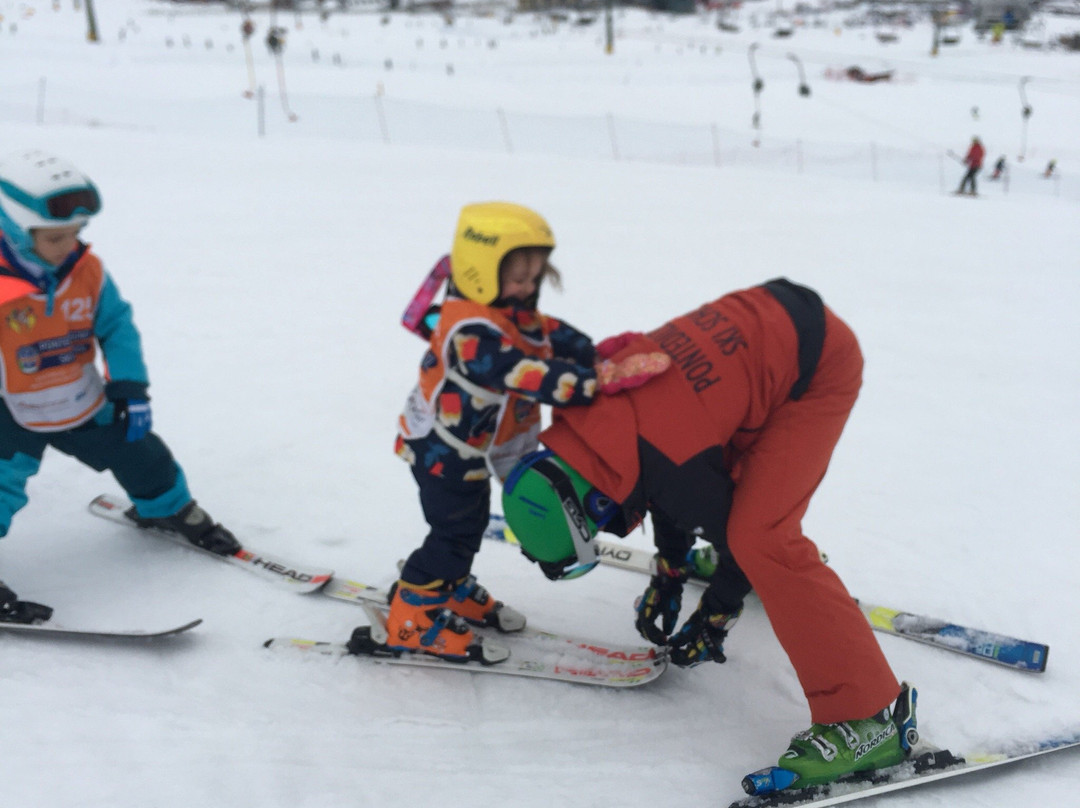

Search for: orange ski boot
xmin=384 ymin=581 xmax=508 ymax=664
xmin=444 ymin=575 xmax=526 ymax=632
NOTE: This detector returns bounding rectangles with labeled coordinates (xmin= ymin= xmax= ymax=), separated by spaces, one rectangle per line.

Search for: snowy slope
xmin=1 ymin=2 xmax=1078 ymax=806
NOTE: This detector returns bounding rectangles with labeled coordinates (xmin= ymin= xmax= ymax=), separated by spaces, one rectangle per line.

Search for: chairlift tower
xmin=85 ymin=0 xmax=99 ymax=43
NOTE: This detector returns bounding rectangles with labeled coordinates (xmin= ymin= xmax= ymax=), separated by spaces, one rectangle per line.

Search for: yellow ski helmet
xmin=449 ymin=202 xmax=555 ymax=305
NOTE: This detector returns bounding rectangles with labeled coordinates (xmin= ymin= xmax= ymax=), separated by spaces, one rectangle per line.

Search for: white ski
xmin=267 ymin=602 xmax=665 ymax=688
xmin=0 ymin=618 xmax=203 ymax=641
xmin=320 ymin=576 xmax=665 ymax=665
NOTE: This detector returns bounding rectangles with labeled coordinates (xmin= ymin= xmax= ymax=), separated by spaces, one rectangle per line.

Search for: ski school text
xmin=650 ymin=304 xmax=748 ymax=392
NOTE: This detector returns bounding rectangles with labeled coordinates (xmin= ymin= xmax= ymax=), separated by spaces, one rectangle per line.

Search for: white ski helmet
xmin=0 ymin=149 xmax=101 ymax=262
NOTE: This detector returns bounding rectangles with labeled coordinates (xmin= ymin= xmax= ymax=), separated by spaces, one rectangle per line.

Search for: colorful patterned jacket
xmin=396 ymin=294 xmax=596 ymax=482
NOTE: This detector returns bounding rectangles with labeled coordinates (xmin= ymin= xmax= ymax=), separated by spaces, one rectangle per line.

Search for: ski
xmin=89 ymin=494 xmax=333 ymax=593
xmin=730 ymin=733 xmax=1080 ymax=808
xmin=319 ymin=576 xmax=666 ymax=666
xmin=482 ymin=514 xmax=1049 ymax=671
xmin=856 ymin=601 xmax=1047 ymax=673
xmin=266 ymin=605 xmax=664 ymax=688
xmin=0 ymin=618 xmax=203 ymax=641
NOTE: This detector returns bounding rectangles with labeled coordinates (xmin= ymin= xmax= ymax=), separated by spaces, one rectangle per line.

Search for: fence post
xmin=607 ymin=113 xmax=620 ymax=161
xmin=257 ymin=85 xmax=266 ymax=137
xmin=374 ymin=94 xmax=390 ymax=144
xmin=497 ymin=108 xmax=513 ymax=154
xmin=36 ymin=77 xmax=46 ymax=125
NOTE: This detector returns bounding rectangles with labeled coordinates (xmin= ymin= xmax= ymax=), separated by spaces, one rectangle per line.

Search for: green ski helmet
xmin=502 ymin=449 xmax=618 ymax=580
xmin=449 ymin=202 xmax=555 ymax=305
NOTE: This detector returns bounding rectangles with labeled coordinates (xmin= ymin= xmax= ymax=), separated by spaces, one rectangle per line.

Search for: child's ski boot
xmin=379 ymin=581 xmax=509 ymax=664
xmin=445 ymin=575 xmax=526 ymax=633
xmin=126 ymin=500 xmax=241 ymax=556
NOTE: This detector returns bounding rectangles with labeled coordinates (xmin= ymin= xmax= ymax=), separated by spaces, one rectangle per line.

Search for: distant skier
xmin=502 ymin=279 xmax=917 ymax=793
xmin=266 ymin=26 xmax=286 ymax=54
xmin=1044 ymin=159 xmax=1057 ymax=179
xmin=956 ymin=136 xmax=985 ymax=195
xmin=0 ymin=150 xmax=240 ymax=625
xmin=989 ymin=155 xmax=1006 ymax=180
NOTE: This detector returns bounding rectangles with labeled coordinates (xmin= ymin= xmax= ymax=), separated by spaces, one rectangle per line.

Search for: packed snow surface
xmin=1 ymin=1 xmax=1078 ymax=806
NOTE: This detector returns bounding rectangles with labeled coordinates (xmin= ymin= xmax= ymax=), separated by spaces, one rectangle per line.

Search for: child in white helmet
xmin=0 ymin=150 xmax=239 ymax=625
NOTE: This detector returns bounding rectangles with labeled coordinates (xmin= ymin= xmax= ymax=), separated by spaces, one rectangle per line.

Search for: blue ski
xmin=482 ymin=514 xmax=1049 ymax=672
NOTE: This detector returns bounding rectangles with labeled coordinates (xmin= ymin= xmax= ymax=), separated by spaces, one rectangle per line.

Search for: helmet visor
xmin=0 ymin=180 xmax=101 ymax=222
xmin=45 ymin=187 xmax=101 ymax=219
xmin=558 ymin=559 xmax=600 ymax=580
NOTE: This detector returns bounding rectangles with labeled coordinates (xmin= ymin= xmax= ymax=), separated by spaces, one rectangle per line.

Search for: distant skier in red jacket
xmin=957 ymin=136 xmax=985 ymax=195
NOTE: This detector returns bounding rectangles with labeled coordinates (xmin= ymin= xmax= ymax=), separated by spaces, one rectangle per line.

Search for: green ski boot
xmin=778 ymin=682 xmax=918 ymax=788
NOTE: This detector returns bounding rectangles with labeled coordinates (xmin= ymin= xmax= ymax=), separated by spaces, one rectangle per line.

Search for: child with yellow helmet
xmin=371 ymin=201 xmax=604 ymax=663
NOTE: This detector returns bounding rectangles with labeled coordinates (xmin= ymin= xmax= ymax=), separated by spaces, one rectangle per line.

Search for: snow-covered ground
xmin=1 ymin=1 xmax=1078 ymax=806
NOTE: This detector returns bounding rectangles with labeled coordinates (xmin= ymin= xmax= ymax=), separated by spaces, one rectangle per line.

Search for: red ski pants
xmin=726 ymin=309 xmax=900 ymax=724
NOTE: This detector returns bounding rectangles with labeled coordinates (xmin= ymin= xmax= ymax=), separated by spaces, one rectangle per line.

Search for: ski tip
xmin=1035 ymin=645 xmax=1049 ymax=673
xmin=88 ymin=493 xmax=123 ymax=512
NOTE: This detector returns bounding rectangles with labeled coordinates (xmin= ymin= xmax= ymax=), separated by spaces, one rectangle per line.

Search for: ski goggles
xmin=0 ymin=180 xmax=102 ymax=222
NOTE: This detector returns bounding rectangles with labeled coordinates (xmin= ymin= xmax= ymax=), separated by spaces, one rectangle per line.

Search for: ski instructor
xmin=501 ymin=278 xmax=918 ymax=794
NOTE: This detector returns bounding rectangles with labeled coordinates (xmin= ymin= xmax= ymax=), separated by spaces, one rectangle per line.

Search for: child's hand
xmin=115 ymin=398 xmax=152 ymax=442
xmin=596 ymin=352 xmax=670 ymax=395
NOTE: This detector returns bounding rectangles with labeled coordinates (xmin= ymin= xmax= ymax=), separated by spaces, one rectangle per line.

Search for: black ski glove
xmin=634 ymin=556 xmax=690 ymax=645
xmin=0 ymin=581 xmax=53 ymax=625
xmin=668 ymin=602 xmax=741 ymax=668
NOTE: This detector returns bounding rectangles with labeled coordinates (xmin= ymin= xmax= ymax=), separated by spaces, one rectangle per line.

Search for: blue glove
xmin=116 ymin=398 xmax=152 ymax=442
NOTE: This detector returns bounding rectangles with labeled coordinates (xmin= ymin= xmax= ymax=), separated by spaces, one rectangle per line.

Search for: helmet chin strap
xmin=0 ymin=236 xmax=52 ymax=280
xmin=531 ymin=457 xmax=599 ymax=569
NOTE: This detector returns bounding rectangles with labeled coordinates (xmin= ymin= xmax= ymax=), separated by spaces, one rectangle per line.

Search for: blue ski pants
xmin=0 ymin=401 xmax=192 ymax=538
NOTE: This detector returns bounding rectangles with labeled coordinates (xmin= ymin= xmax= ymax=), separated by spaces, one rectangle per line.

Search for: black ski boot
xmin=126 ymin=500 xmax=242 ymax=556
xmin=0 ymin=580 xmax=53 ymax=624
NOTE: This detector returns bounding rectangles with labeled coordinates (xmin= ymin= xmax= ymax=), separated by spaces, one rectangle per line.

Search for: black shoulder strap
xmin=762 ymin=278 xmax=826 ymax=401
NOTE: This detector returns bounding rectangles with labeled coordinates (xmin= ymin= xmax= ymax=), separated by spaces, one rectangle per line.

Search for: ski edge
xmin=0 ymin=617 xmax=203 ymax=640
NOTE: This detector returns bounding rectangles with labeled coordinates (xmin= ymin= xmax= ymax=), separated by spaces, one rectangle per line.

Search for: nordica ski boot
xmin=126 ymin=500 xmax=241 ymax=556
xmin=445 ymin=575 xmax=526 ymax=633
xmin=743 ymin=682 xmax=919 ymax=795
xmin=378 ymin=581 xmax=509 ymax=664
